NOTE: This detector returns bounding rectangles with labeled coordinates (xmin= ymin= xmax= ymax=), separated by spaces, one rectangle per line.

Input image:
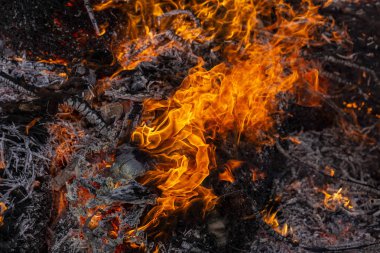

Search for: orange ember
xmin=48 ymin=122 xmax=85 ymax=172
xmin=56 ymin=190 xmax=68 ymax=217
xmin=251 ymin=168 xmax=266 ymax=182
xmin=38 ymin=58 xmax=68 ymax=66
xmin=25 ymin=117 xmax=42 ymax=135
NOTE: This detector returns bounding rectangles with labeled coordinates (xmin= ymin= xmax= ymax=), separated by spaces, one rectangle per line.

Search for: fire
xmin=321 ymin=188 xmax=353 ymax=211
xmin=261 ymin=209 xmax=291 ymax=237
xmin=219 ymin=160 xmax=243 ymax=183
xmin=125 ymin=0 xmax=339 ymax=232
xmin=324 ymin=165 xmax=335 ymax=177
xmin=38 ymin=58 xmax=68 ymax=66
xmin=0 ymin=145 xmax=5 ymax=170
xmin=0 ymin=202 xmax=7 ymax=226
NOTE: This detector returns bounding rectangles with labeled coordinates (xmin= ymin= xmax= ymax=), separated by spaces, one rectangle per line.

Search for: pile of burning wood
xmin=0 ymin=0 xmax=379 ymax=252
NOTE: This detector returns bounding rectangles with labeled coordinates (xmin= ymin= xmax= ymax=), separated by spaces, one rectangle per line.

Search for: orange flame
xmin=25 ymin=117 xmax=42 ymax=135
xmin=38 ymin=58 xmax=68 ymax=66
xmin=251 ymin=168 xmax=266 ymax=182
xmin=324 ymin=165 xmax=335 ymax=177
xmin=100 ymin=0 xmax=341 ymax=236
xmin=261 ymin=209 xmax=291 ymax=237
xmin=0 ymin=202 xmax=7 ymax=227
xmin=321 ymin=187 xmax=353 ymax=211
xmin=219 ymin=160 xmax=243 ymax=183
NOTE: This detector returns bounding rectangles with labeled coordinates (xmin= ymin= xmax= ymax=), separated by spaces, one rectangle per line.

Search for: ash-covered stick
xmin=157 ymin=9 xmax=201 ymax=27
xmin=63 ymin=97 xmax=108 ymax=136
xmin=319 ymin=70 xmax=355 ymax=86
xmin=301 ymin=240 xmax=380 ymax=252
xmin=323 ymin=56 xmax=380 ymax=85
xmin=0 ymin=71 xmax=36 ymax=97
xmin=83 ymin=0 xmax=100 ymax=36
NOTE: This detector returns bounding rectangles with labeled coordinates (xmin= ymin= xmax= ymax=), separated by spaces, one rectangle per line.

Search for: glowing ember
xmin=25 ymin=117 xmax=42 ymax=135
xmin=48 ymin=121 xmax=85 ymax=171
xmin=251 ymin=168 xmax=266 ymax=182
xmin=321 ymin=188 xmax=353 ymax=211
xmin=56 ymin=190 xmax=68 ymax=217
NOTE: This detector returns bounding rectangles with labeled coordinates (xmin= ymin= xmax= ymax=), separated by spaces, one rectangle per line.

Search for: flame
xmin=261 ymin=209 xmax=290 ymax=237
xmin=288 ymin=136 xmax=302 ymax=145
xmin=78 ymin=0 xmax=344 ymax=243
xmin=324 ymin=165 xmax=335 ymax=177
xmin=321 ymin=187 xmax=353 ymax=211
xmin=94 ymin=0 xmax=125 ymax=12
xmin=127 ymin=0 xmax=338 ymax=232
xmin=219 ymin=160 xmax=243 ymax=183
xmin=0 ymin=147 xmax=5 ymax=170
xmin=38 ymin=58 xmax=68 ymax=66
xmin=0 ymin=202 xmax=7 ymax=226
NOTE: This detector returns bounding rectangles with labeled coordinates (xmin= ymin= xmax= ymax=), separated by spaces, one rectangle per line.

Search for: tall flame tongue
xmin=107 ymin=0 xmax=339 ymax=232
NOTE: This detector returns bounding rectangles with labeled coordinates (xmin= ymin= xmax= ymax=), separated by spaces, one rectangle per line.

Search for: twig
xmin=0 ymin=71 xmax=36 ymax=97
xmin=323 ymin=56 xmax=380 ymax=85
xmin=84 ymin=0 xmax=100 ymax=36
xmin=157 ymin=10 xmax=201 ymax=27
xmin=63 ymin=97 xmax=108 ymax=136
xmin=301 ymin=240 xmax=380 ymax=252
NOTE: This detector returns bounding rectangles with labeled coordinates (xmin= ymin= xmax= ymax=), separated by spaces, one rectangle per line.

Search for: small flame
xmin=324 ymin=165 xmax=335 ymax=177
xmin=219 ymin=160 xmax=243 ymax=183
xmin=38 ymin=58 xmax=68 ymax=66
xmin=321 ymin=187 xmax=353 ymax=211
xmin=251 ymin=169 xmax=266 ymax=182
xmin=0 ymin=202 xmax=7 ymax=227
xmin=94 ymin=0 xmax=123 ymax=12
xmin=261 ymin=209 xmax=291 ymax=237
xmin=98 ymin=22 xmax=109 ymax=36
xmin=288 ymin=136 xmax=302 ymax=145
